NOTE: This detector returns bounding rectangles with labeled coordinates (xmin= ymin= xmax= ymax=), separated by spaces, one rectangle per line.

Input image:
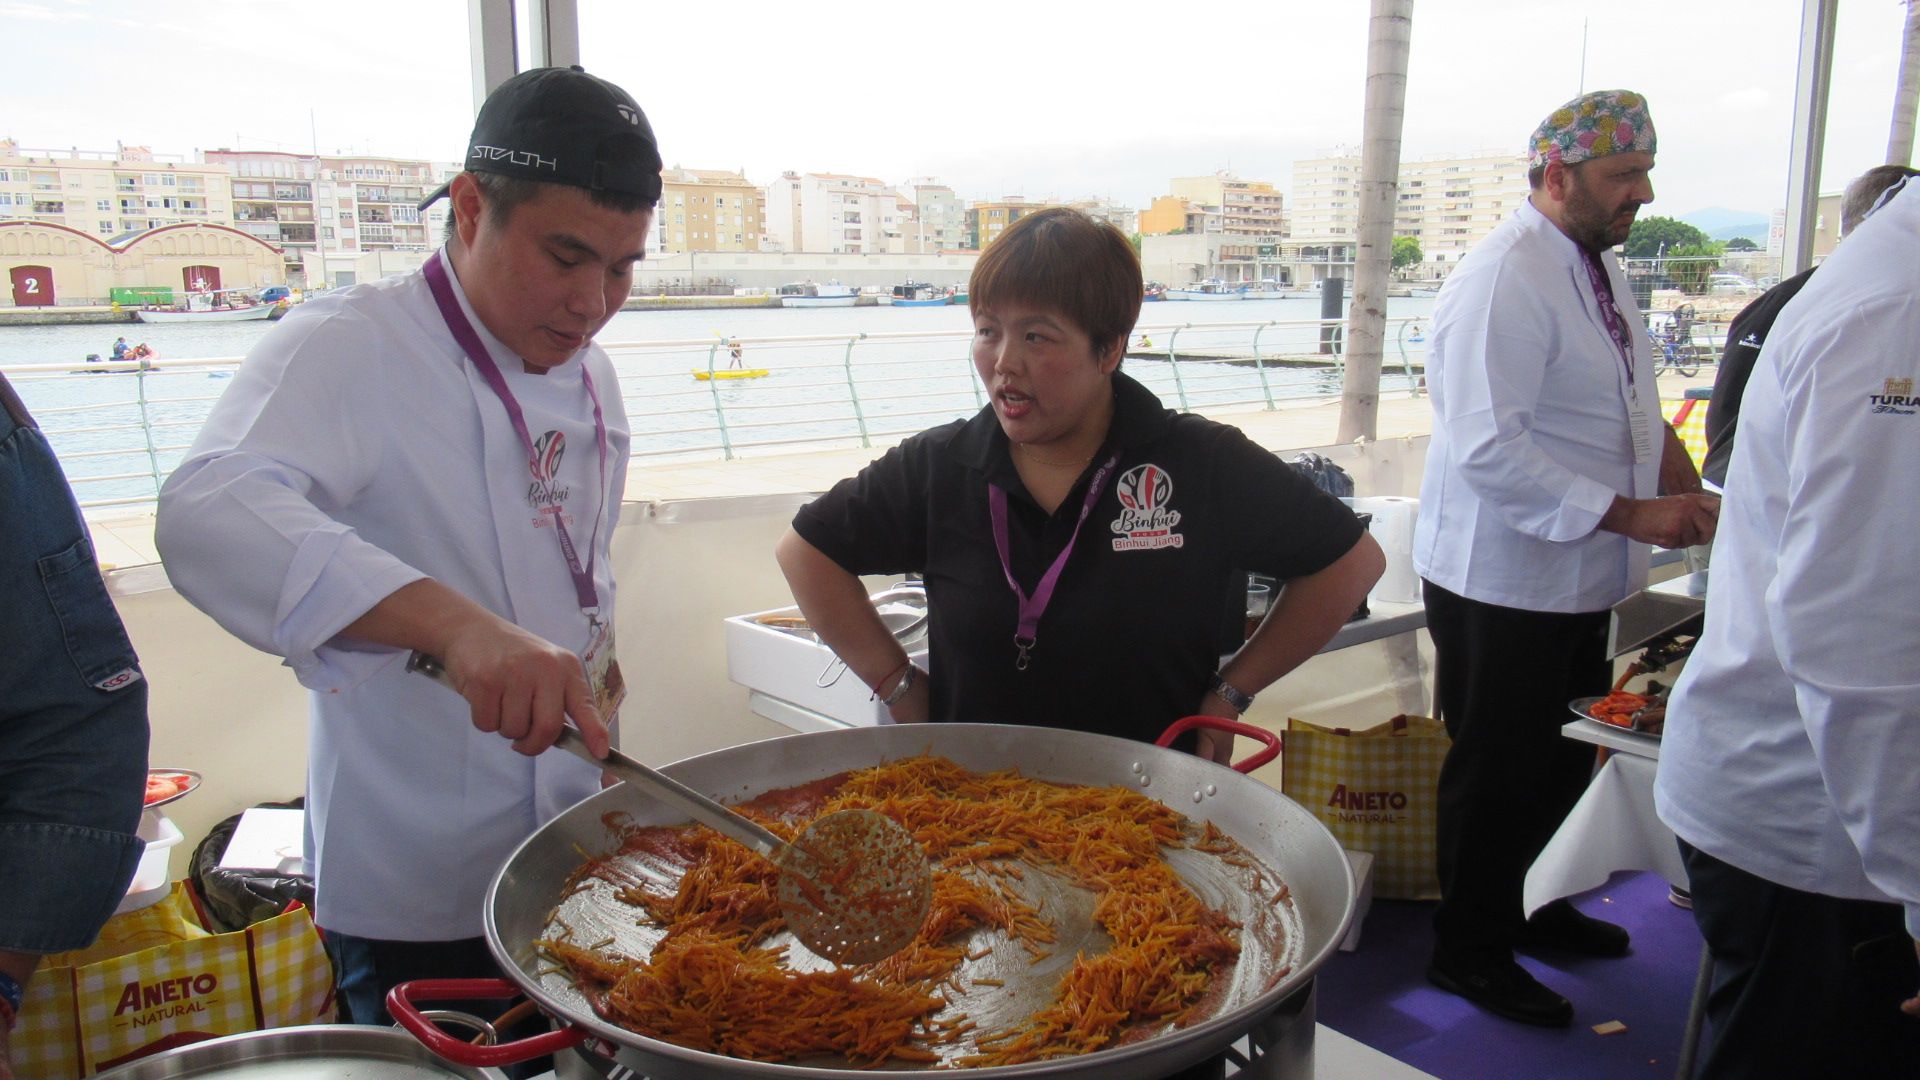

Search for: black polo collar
xmin=949 ymin=372 xmax=1175 ymax=488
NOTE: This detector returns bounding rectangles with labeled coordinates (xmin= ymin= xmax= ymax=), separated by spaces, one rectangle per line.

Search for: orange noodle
xmin=538 ymin=754 xmax=1278 ymax=1066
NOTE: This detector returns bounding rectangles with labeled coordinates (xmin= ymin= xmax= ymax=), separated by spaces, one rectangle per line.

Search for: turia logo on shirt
xmin=1110 ymin=463 xmax=1184 ymax=551
xmin=1869 ymin=376 xmax=1918 ymax=416
xmin=527 ymin=429 xmax=573 ymax=517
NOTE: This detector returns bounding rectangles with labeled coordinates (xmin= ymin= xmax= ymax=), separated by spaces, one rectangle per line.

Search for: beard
xmin=1561 ymin=172 xmax=1639 ymax=252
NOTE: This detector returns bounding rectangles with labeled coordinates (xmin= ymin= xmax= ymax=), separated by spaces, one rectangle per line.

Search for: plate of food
xmin=1569 ymin=693 xmax=1665 ymax=738
xmin=144 ymin=768 xmax=202 ymax=809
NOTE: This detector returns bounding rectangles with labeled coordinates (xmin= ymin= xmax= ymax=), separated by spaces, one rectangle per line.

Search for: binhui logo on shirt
xmin=1110 ymin=463 xmax=1184 ymax=551
xmin=527 ymin=429 xmax=573 ymax=516
xmin=1869 ymin=376 xmax=1918 ymax=416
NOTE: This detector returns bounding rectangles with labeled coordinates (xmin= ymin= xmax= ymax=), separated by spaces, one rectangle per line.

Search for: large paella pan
xmin=397 ymin=720 xmax=1355 ymax=1079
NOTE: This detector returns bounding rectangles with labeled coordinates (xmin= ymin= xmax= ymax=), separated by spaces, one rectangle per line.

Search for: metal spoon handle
xmin=406 ymin=651 xmax=785 ymax=858
xmin=548 ymin=728 xmax=786 ymax=858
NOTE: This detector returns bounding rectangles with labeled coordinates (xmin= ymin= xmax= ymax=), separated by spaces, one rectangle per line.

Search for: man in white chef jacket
xmin=1411 ymin=89 xmax=1720 ymax=1027
xmin=1655 ymin=179 xmax=1920 ymax=1076
xmin=156 ymin=66 xmax=659 ymax=1026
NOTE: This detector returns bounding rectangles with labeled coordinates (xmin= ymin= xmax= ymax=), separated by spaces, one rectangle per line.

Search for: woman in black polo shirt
xmin=775 ymin=208 xmax=1382 ymax=763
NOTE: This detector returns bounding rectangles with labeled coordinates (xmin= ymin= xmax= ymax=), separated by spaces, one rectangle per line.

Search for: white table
xmin=1523 ymin=719 xmax=1686 ymax=915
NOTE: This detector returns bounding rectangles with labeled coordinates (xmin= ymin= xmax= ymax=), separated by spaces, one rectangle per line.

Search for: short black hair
xmin=969 ymin=208 xmax=1142 ymax=361
xmin=442 ymin=171 xmax=655 ymax=242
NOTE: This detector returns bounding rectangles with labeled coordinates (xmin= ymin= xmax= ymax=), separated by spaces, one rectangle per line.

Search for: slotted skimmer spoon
xmin=406 ymin=652 xmax=932 ymax=965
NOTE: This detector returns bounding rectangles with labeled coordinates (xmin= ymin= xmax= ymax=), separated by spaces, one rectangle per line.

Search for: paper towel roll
xmin=1352 ymin=496 xmax=1421 ymax=604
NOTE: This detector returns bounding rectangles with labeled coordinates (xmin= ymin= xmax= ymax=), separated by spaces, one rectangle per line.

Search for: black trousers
xmin=1680 ymin=842 xmax=1920 ymax=1078
xmin=1422 ymin=579 xmax=1610 ymax=962
xmin=324 ymin=931 xmax=550 ymax=1078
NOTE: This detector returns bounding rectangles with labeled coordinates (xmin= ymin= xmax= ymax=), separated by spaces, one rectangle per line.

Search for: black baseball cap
xmin=419 ymin=65 xmax=663 ymax=212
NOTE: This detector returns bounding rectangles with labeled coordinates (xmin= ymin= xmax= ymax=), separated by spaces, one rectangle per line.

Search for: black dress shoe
xmin=1427 ymin=954 xmax=1574 ymax=1028
xmin=1517 ymin=899 xmax=1631 ymax=957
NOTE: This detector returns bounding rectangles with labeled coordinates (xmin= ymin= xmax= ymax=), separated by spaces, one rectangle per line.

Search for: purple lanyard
xmin=1579 ymin=249 xmax=1638 ymax=396
xmin=988 ymin=455 xmax=1118 ymax=671
xmin=422 ymin=253 xmax=610 ymax=616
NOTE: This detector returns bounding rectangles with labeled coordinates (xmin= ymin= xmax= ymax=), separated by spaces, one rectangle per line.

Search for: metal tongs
xmin=406 ymin=651 xmax=932 ymax=965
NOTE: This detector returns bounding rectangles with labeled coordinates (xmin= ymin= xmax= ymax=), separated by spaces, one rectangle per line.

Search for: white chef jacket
xmin=156 ymin=249 xmax=628 ymax=940
xmin=1656 ymin=180 xmax=1920 ymax=937
xmin=1412 ymin=199 xmax=1662 ymax=613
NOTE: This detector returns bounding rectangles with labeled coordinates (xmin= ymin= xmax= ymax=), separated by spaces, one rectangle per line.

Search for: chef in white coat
xmin=1655 ymin=177 xmax=1920 ymax=1077
xmin=1411 ymin=89 xmax=1719 ymax=1029
xmin=156 ymin=66 xmax=660 ymax=1026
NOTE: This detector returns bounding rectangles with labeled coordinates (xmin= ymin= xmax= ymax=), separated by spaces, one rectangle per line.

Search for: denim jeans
xmin=0 ymin=377 xmax=148 ymax=954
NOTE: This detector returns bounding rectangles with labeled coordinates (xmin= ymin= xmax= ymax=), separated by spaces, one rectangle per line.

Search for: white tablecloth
xmin=1523 ymin=750 xmax=1687 ymax=915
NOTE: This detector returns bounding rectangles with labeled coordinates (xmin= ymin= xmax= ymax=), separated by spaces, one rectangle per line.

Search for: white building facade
xmin=1292 ymin=148 xmax=1529 ymax=280
xmin=763 ymin=172 xmax=905 ymax=254
xmin=0 ymin=141 xmax=232 ymax=242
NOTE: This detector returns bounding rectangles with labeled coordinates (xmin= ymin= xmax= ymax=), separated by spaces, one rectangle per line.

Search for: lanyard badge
xmin=1580 ymin=250 xmax=1655 ymax=464
xmin=988 ymin=455 xmax=1119 ymax=670
xmin=423 ymin=253 xmax=625 ymax=718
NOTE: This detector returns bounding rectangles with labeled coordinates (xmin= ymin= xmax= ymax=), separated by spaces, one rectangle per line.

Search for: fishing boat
xmin=946 ymin=286 xmax=969 ymax=306
xmin=776 ymin=282 xmax=858 ymax=308
xmin=1165 ymin=279 xmax=1251 ymax=301
xmin=135 ymin=289 xmax=277 ymax=323
xmin=692 ymin=368 xmax=771 ymax=381
xmin=1143 ymin=283 xmax=1167 ymax=302
xmin=889 ymin=282 xmax=949 ymax=308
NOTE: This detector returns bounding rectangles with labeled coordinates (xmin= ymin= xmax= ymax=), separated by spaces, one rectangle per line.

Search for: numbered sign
xmin=10 ymin=264 xmax=54 ymax=307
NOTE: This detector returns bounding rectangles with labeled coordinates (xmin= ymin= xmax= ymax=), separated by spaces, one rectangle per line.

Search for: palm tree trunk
xmin=1891 ymin=0 xmax=1920 ymax=165
xmin=1336 ymin=0 xmax=1415 ymax=445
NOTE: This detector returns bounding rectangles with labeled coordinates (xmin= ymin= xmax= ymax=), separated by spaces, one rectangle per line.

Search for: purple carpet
xmin=1315 ymin=872 xmax=1703 ymax=1079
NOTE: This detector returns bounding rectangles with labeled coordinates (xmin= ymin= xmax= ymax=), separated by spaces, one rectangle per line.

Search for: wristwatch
xmin=1207 ymin=670 xmax=1255 ymax=714
xmin=881 ymin=662 xmax=919 ymax=706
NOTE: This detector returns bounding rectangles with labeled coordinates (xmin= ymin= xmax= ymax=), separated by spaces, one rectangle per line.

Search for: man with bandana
xmin=1411 ymin=90 xmax=1720 ymax=1027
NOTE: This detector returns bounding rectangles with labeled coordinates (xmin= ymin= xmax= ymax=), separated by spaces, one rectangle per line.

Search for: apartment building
xmin=911 ymin=183 xmax=967 ymax=251
xmin=0 ymin=141 xmax=232 ymax=241
xmin=1138 ymin=194 xmax=1217 ymax=236
xmin=1291 ymin=148 xmax=1529 ymax=278
xmin=763 ymin=172 xmax=903 ymax=254
xmin=656 ymin=168 xmax=763 ymax=254
xmin=967 ymin=197 xmax=1072 ymax=249
xmin=206 ymin=149 xmax=456 ymax=286
xmin=1063 ymin=195 xmax=1138 ymax=236
xmin=1168 ymin=172 xmax=1287 ymax=237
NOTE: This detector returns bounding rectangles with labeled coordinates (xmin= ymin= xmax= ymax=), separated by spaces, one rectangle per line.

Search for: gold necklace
xmin=1015 ymin=442 xmax=1094 ymax=468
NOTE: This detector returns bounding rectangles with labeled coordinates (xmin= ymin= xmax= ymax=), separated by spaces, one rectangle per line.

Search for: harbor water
xmin=1 ymin=295 xmax=1437 ymax=511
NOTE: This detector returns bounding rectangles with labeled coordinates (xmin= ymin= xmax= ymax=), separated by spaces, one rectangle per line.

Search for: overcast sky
xmin=5 ymin=0 xmax=1913 ymax=220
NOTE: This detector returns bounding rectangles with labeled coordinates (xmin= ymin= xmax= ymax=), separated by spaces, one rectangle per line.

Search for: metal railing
xmin=5 ymin=317 xmax=1430 ymax=513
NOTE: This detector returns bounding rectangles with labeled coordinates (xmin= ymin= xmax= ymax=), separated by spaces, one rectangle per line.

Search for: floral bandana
xmin=1528 ymin=89 xmax=1657 ymax=171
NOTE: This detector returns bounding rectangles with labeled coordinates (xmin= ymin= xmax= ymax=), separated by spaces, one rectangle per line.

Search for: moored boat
xmin=777 ymin=282 xmax=859 ymax=308
xmin=1165 ymin=279 xmax=1251 ymax=301
xmin=135 ymin=289 xmax=277 ymax=323
xmin=889 ymin=282 xmax=949 ymax=308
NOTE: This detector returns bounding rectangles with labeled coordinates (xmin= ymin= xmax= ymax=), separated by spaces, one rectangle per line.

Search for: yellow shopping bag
xmin=9 ymin=884 xmax=333 ymax=1078
xmin=1282 ymin=715 xmax=1449 ymax=900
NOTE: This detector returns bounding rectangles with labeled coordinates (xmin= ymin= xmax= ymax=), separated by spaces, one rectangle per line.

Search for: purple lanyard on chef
xmin=988 ymin=455 xmax=1118 ymax=671
xmin=422 ymin=253 xmax=609 ymax=616
xmin=1579 ymin=249 xmax=1638 ymax=398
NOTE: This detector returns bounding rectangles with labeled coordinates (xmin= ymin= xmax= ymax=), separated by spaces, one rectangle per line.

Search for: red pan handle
xmin=388 ymin=978 xmax=587 ymax=1067
xmin=1155 ymin=715 xmax=1280 ymax=773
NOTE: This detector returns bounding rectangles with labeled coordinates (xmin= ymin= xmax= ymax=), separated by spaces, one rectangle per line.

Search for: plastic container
xmin=117 ymin=809 xmax=184 ymax=913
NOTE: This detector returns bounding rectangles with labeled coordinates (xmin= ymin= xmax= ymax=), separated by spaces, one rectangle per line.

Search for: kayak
xmin=692 ymin=368 xmax=771 ymax=381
